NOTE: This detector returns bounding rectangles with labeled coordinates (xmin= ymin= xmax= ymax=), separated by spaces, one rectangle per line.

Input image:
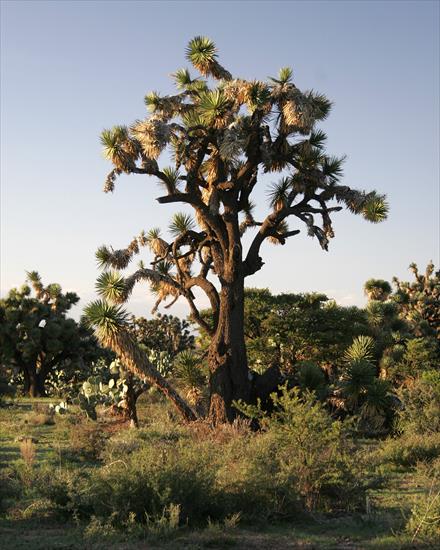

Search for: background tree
xmin=197 ymin=288 xmax=369 ymax=377
xmin=393 ymin=262 xmax=440 ymax=343
xmin=127 ymin=314 xmax=194 ymax=356
xmin=360 ymin=267 xmax=439 ymax=384
xmin=89 ymin=36 xmax=388 ymax=423
xmin=0 ymin=272 xmax=101 ymax=397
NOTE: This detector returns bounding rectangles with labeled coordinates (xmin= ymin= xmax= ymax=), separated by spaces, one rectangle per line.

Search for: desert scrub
xmin=26 ymin=403 xmax=55 ymax=426
xmin=68 ymin=420 xmax=108 ymax=460
xmin=397 ymin=370 xmax=440 ymax=435
xmin=81 ymin=438 xmax=221 ymax=527
xmin=405 ymin=458 xmax=440 ymax=544
xmin=376 ymin=432 xmax=440 ymax=468
xmin=0 ymin=467 xmax=22 ymax=512
xmin=236 ymin=386 xmax=371 ymax=513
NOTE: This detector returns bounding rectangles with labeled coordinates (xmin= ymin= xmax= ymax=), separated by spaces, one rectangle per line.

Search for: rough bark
xmin=121 ymin=375 xmax=140 ymax=428
xmin=23 ymin=365 xmax=47 ymax=398
xmin=102 ymin=330 xmax=197 ymax=422
xmin=208 ymin=272 xmax=251 ymax=423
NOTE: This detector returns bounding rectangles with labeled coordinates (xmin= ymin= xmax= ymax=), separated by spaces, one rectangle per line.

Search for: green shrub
xmin=69 ymin=420 xmax=108 ymax=460
xmin=0 ymin=468 xmax=22 ymax=512
xmin=398 ymin=371 xmax=440 ymax=435
xmin=80 ymin=438 xmax=221 ymax=527
xmin=236 ymin=386 xmax=369 ymax=512
xmin=405 ymin=460 xmax=440 ymax=544
xmin=377 ymin=433 xmax=440 ymax=468
xmin=21 ymin=391 xmax=378 ymax=529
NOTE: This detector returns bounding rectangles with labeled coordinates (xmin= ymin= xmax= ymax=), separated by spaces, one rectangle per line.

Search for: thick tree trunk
xmin=208 ymin=275 xmax=251 ymax=424
xmin=23 ymin=366 xmax=47 ymax=398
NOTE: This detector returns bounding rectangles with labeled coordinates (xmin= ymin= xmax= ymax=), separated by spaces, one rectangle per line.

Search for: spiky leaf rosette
xmin=95 ymin=241 xmax=138 ymax=271
xmin=340 ymin=358 xmax=376 ymax=407
xmin=174 ymin=350 xmax=206 ymax=390
xmin=169 ymin=212 xmax=196 ymax=237
xmin=84 ymin=300 xmax=129 ymax=338
xmin=96 ymin=271 xmax=127 ymax=304
xmin=362 ymin=196 xmax=389 ymax=223
xmin=100 ymin=126 xmax=138 ymax=172
xmin=198 ymin=90 xmax=233 ymax=128
xmin=344 ymin=335 xmax=375 ymax=363
xmin=158 ymin=167 xmax=181 ymax=194
xmin=267 ymin=177 xmax=292 ymax=211
xmin=186 ymin=36 xmax=232 ymax=80
xmin=364 ymin=279 xmax=392 ymax=301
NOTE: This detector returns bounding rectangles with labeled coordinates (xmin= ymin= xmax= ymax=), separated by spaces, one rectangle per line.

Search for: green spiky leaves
xmin=341 ymin=359 xmax=376 ymax=400
xmin=306 ymin=91 xmax=332 ymax=121
xmin=158 ymin=167 xmax=181 ymax=194
xmin=361 ymin=195 xmax=389 ymax=223
xmin=364 ymin=279 xmax=392 ymax=301
xmin=95 ymin=271 xmax=127 ymax=304
xmin=144 ymin=91 xmax=161 ymax=112
xmin=146 ymin=228 xmax=162 ymax=242
xmin=172 ymin=68 xmax=208 ymax=93
xmin=322 ymin=155 xmax=345 ymax=181
xmin=84 ymin=300 xmax=129 ymax=338
xmin=95 ymin=246 xmax=112 ymax=269
xmin=344 ymin=335 xmax=375 ymax=363
xmin=308 ymin=129 xmax=327 ymax=149
xmin=186 ymin=36 xmax=231 ymax=80
xmin=100 ymin=126 xmax=137 ymax=172
xmin=169 ymin=212 xmax=196 ymax=237
xmin=174 ymin=350 xmax=206 ymax=389
xmin=246 ymin=81 xmax=272 ymax=113
xmin=186 ymin=36 xmax=217 ymax=68
xmin=336 ymin=188 xmax=389 ymax=224
xmin=173 ymin=68 xmax=193 ymax=90
xmin=269 ymin=67 xmax=293 ymax=85
xmin=198 ymin=90 xmax=231 ymax=128
xmin=267 ymin=177 xmax=292 ymax=210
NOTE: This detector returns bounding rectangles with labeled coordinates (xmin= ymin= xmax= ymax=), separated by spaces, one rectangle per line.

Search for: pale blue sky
xmin=1 ymin=0 xmax=439 ymax=320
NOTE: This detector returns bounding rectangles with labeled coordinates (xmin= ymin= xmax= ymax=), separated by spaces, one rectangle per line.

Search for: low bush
xmin=235 ymin=386 xmax=370 ymax=513
xmin=397 ymin=371 xmax=440 ymax=435
xmin=376 ymin=433 xmax=440 ymax=468
xmin=84 ymin=438 xmax=221 ymax=527
xmin=26 ymin=404 xmax=55 ymax=426
xmin=5 ymin=390 xmax=380 ymax=532
xmin=68 ymin=420 xmax=108 ymax=460
xmin=405 ymin=459 xmax=440 ymax=544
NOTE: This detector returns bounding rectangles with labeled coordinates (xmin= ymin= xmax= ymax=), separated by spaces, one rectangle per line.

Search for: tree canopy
xmin=87 ymin=36 xmax=388 ymax=422
xmin=0 ymin=272 xmax=101 ymax=397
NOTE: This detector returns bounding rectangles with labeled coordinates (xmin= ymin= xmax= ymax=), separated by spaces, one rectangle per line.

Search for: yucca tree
xmin=0 ymin=272 xmax=99 ymax=397
xmin=93 ymin=37 xmax=388 ymax=423
xmin=84 ymin=300 xmax=196 ymax=421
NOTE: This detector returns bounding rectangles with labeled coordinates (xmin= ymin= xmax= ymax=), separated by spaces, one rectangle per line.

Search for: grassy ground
xmin=0 ymin=398 xmax=433 ymax=549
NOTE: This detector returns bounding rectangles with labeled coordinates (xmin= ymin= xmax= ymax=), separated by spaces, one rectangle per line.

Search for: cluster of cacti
xmin=147 ymin=349 xmax=173 ymax=377
xmin=74 ymin=352 xmax=174 ymax=421
xmin=74 ymin=360 xmax=130 ymax=419
xmin=48 ymin=401 xmax=68 ymax=415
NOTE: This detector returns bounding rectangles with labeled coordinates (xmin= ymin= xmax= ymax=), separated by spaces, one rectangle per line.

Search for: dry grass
xmin=19 ymin=438 xmax=36 ymax=467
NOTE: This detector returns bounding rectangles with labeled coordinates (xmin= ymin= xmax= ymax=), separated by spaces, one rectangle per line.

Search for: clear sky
xmin=1 ymin=0 xmax=439 ymax=320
